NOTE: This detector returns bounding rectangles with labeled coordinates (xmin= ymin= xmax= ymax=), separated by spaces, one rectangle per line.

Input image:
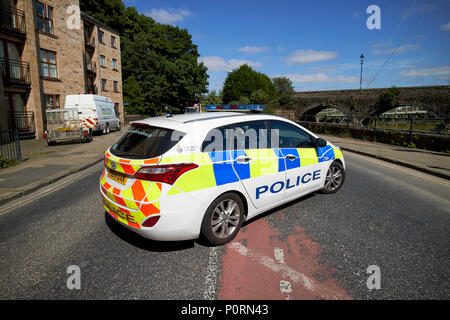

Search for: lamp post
xmin=359 ymin=53 xmax=365 ymax=89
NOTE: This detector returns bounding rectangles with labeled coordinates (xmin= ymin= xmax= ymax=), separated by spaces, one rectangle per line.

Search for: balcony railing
xmin=86 ymin=60 xmax=97 ymax=73
xmin=0 ymin=5 xmax=26 ymax=36
xmin=85 ymin=36 xmax=96 ymax=50
xmin=7 ymin=111 xmax=36 ymax=139
xmin=1 ymin=57 xmax=31 ymax=86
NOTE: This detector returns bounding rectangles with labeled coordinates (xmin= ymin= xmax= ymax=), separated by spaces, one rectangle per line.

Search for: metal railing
xmin=297 ymin=115 xmax=450 ymax=146
xmin=0 ymin=129 xmax=22 ymax=162
xmin=84 ymin=36 xmax=96 ymax=50
xmin=8 ymin=111 xmax=35 ymax=134
xmin=0 ymin=5 xmax=26 ymax=35
xmin=1 ymin=57 xmax=31 ymax=85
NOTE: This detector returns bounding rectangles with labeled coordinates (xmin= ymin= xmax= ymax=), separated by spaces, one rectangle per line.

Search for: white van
xmin=64 ymin=94 xmax=120 ymax=133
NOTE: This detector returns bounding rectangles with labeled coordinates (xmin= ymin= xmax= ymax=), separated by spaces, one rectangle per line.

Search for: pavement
xmin=0 ymin=131 xmax=449 ymax=207
xmin=0 ymin=129 xmax=123 ymax=206
xmin=320 ymin=134 xmax=450 ymax=180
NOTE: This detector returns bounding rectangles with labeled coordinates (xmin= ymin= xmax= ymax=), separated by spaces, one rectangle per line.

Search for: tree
xmin=80 ymin=1 xmax=209 ymax=115
xmin=201 ymin=90 xmax=222 ymax=106
xmin=273 ymin=77 xmax=296 ymax=108
xmin=222 ymin=64 xmax=277 ymax=104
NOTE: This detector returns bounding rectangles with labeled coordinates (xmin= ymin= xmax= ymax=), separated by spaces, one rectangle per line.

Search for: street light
xmin=360 ymin=53 xmax=365 ymax=89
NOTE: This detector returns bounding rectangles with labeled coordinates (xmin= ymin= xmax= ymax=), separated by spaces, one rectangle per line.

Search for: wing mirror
xmin=315 ymin=138 xmax=327 ymax=148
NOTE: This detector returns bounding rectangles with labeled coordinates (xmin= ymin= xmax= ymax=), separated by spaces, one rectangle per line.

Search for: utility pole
xmin=360 ymin=53 xmax=365 ymax=89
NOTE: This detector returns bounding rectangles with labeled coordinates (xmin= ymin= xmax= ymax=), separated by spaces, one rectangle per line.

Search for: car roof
xmin=130 ymin=112 xmax=318 ymax=139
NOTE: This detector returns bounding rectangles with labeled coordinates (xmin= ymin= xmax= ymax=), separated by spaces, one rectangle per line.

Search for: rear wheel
xmin=201 ymin=193 xmax=244 ymax=246
xmin=321 ymin=161 xmax=345 ymax=194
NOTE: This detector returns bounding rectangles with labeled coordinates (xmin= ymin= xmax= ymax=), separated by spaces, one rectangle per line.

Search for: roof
xmin=80 ymin=12 xmax=120 ymax=36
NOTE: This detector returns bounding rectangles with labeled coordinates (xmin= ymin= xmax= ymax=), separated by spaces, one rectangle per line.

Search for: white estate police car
xmin=100 ymin=112 xmax=345 ymax=245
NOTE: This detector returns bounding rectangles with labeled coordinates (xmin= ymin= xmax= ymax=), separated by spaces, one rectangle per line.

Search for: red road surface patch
xmin=218 ymin=216 xmax=351 ymax=300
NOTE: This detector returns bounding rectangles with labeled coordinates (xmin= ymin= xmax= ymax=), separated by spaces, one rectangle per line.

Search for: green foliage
xmin=379 ymin=86 xmax=401 ymax=107
xmin=222 ymin=65 xmax=277 ymax=104
xmin=80 ymin=1 xmax=209 ymax=115
xmin=201 ymin=90 xmax=222 ymax=106
xmin=273 ymin=77 xmax=296 ymax=108
xmin=0 ymin=157 xmax=19 ymax=169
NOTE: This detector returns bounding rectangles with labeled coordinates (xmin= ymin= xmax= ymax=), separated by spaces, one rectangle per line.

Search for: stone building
xmin=0 ymin=0 xmax=123 ymax=139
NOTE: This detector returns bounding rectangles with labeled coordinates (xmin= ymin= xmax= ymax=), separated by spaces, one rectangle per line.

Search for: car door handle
xmin=286 ymin=154 xmax=298 ymax=161
xmin=235 ymin=155 xmax=252 ymax=163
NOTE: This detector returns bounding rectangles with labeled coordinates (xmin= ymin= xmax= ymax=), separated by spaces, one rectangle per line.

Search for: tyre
xmin=105 ymin=123 xmax=110 ymax=134
xmin=200 ymin=193 xmax=245 ymax=246
xmin=321 ymin=160 xmax=345 ymax=194
xmin=117 ymin=121 xmax=121 ymax=131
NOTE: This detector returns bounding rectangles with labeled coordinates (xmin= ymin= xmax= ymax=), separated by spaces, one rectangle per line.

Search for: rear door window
xmin=110 ymin=124 xmax=185 ymax=159
xmin=202 ymin=120 xmax=269 ymax=152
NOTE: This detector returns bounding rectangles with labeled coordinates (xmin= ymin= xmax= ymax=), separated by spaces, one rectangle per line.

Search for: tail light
xmin=142 ymin=215 xmax=160 ymax=228
xmin=134 ymin=163 xmax=198 ymax=185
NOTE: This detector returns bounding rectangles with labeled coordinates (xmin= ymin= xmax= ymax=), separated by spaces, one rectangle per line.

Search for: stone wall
xmin=295 ymin=86 xmax=450 ymax=119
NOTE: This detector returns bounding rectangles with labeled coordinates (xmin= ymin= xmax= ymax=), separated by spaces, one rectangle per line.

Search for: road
xmin=0 ymin=151 xmax=449 ymax=300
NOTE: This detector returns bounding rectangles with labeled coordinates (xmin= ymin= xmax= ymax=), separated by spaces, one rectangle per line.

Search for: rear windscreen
xmin=110 ymin=124 xmax=185 ymax=159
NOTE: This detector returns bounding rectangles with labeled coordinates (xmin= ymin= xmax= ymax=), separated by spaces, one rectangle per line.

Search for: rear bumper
xmin=100 ymin=185 xmax=208 ymax=241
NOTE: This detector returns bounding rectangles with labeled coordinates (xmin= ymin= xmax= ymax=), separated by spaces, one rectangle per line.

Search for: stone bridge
xmin=294 ymin=85 xmax=450 ymax=120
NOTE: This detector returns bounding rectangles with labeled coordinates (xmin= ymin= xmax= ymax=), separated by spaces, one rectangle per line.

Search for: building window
xmin=36 ymin=2 xmax=54 ymax=34
xmin=44 ymin=94 xmax=60 ymax=108
xmin=100 ymin=55 xmax=106 ymax=67
xmin=101 ymin=79 xmax=107 ymax=91
xmin=112 ymin=58 xmax=118 ymax=71
xmin=111 ymin=36 xmax=117 ymax=48
xmin=113 ymin=81 xmax=119 ymax=92
xmin=40 ymin=49 xmax=57 ymax=78
xmin=98 ymin=30 xmax=104 ymax=43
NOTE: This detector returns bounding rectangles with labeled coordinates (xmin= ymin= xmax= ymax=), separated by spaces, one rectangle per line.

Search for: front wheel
xmin=321 ymin=161 xmax=345 ymax=194
xmin=201 ymin=193 xmax=245 ymax=246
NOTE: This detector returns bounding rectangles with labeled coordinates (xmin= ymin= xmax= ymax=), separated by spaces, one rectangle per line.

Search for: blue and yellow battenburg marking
xmin=161 ymin=144 xmax=342 ymax=194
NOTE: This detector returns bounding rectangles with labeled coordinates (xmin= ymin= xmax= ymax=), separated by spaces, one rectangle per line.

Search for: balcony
xmin=86 ymin=60 xmax=96 ymax=74
xmin=8 ymin=111 xmax=36 ymax=140
xmin=1 ymin=58 xmax=31 ymax=87
xmin=86 ymin=84 xmax=98 ymax=94
xmin=0 ymin=6 xmax=26 ymax=38
xmin=84 ymin=36 xmax=96 ymax=51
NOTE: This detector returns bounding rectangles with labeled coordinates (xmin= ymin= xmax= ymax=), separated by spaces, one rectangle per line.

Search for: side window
xmin=269 ymin=120 xmax=315 ymax=148
xmin=202 ymin=120 xmax=269 ymax=152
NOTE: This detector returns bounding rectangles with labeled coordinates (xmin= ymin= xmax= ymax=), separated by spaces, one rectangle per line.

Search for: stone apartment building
xmin=0 ymin=0 xmax=123 ymax=139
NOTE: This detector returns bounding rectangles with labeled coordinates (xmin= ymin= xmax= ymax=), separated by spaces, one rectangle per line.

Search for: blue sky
xmin=122 ymin=0 xmax=450 ymax=92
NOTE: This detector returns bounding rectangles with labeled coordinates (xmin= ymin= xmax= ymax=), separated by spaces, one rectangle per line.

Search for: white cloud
xmin=282 ymin=73 xmax=358 ymax=83
xmin=146 ymin=8 xmax=192 ymax=24
xmin=310 ymin=66 xmax=337 ymax=72
xmin=399 ymin=65 xmax=450 ymax=77
xmin=440 ymin=21 xmax=450 ymax=31
xmin=199 ymin=56 xmax=263 ymax=71
xmin=372 ymin=44 xmax=421 ymax=55
xmin=237 ymin=46 xmax=269 ymax=54
xmin=281 ymin=49 xmax=338 ymax=65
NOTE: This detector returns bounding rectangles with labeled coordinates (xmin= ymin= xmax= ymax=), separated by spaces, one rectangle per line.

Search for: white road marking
xmin=274 ymin=247 xmax=285 ymax=264
xmin=230 ymin=242 xmax=349 ymax=300
xmin=345 ymin=151 xmax=450 ymax=188
xmin=203 ymin=246 xmax=220 ymax=300
xmin=0 ymin=162 xmax=104 ymax=216
xmin=275 ymin=248 xmax=292 ymax=299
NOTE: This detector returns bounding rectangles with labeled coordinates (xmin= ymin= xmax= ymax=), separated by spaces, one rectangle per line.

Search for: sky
xmin=122 ymin=0 xmax=450 ymax=92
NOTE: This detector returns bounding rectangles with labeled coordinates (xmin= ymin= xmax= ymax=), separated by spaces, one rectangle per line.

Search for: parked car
xmin=65 ymin=94 xmax=120 ymax=134
xmin=100 ymin=112 xmax=346 ymax=245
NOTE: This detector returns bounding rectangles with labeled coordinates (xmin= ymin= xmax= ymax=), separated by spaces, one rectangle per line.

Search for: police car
xmin=100 ymin=112 xmax=345 ymax=245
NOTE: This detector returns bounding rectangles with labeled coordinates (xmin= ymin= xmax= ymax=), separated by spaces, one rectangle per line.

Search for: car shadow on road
xmin=104 ymin=212 xmax=195 ymax=252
